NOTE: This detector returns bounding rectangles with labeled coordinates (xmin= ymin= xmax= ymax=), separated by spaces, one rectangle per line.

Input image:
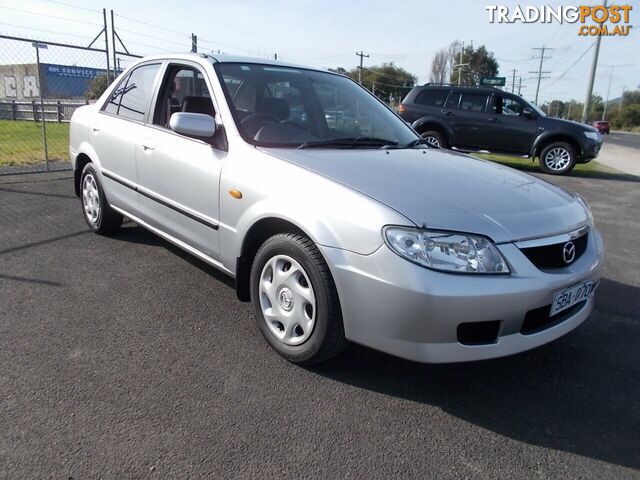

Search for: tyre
xmin=250 ymin=233 xmax=347 ymax=364
xmin=420 ymin=130 xmax=447 ymax=148
xmin=538 ymin=142 xmax=577 ymax=175
xmin=80 ymin=163 xmax=123 ymax=234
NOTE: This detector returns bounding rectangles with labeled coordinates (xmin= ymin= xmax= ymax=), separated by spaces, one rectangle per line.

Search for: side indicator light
xmin=229 ymin=189 xmax=243 ymax=199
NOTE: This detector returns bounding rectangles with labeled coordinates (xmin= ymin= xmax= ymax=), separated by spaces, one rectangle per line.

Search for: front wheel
xmin=538 ymin=142 xmax=577 ymax=175
xmin=420 ymin=130 xmax=447 ymax=149
xmin=250 ymin=233 xmax=347 ymax=364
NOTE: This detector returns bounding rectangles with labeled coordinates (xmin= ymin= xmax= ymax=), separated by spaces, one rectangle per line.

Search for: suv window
xmin=414 ymin=89 xmax=448 ymax=107
xmin=445 ymin=92 xmax=461 ymax=109
xmin=501 ymin=97 xmax=525 ymax=116
xmin=116 ymin=63 xmax=161 ymax=122
xmin=460 ymin=94 xmax=489 ymax=112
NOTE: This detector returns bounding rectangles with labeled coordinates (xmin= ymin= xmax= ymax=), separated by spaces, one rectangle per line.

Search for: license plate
xmin=550 ymin=281 xmax=595 ymax=317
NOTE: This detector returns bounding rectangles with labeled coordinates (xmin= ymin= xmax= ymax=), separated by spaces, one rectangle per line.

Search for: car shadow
xmin=110 ymin=223 xmax=236 ymax=291
xmin=307 ymin=277 xmax=640 ymax=471
xmin=491 ymin=159 xmax=640 ymax=183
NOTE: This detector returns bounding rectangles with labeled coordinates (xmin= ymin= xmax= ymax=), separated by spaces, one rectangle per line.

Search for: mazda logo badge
xmin=562 ymin=241 xmax=576 ymax=264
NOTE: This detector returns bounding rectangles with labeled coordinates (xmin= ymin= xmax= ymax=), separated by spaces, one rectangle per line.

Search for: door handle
xmin=488 ymin=117 xmax=497 ymax=122
xmin=442 ymin=111 xmax=453 ymax=117
xmin=141 ymin=143 xmax=156 ymax=151
xmin=91 ymin=126 xmax=100 ymax=133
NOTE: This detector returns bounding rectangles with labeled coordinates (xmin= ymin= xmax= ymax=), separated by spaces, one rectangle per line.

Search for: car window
xmin=444 ymin=92 xmax=461 ymax=109
xmin=216 ymin=63 xmax=417 ymax=148
xmin=460 ymin=94 xmax=489 ymax=113
xmin=117 ymin=63 xmax=161 ymax=122
xmin=414 ymin=89 xmax=449 ymax=107
xmin=501 ymin=97 xmax=525 ymax=116
xmin=102 ymin=72 xmax=130 ymax=115
xmin=154 ymin=66 xmax=215 ymax=128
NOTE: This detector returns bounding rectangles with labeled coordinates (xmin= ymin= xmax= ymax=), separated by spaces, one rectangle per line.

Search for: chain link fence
xmin=0 ymin=34 xmax=141 ymax=174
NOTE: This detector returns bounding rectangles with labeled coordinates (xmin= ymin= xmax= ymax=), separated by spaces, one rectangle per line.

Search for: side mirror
xmin=170 ymin=112 xmax=216 ymax=138
xmin=522 ymin=107 xmax=535 ymax=119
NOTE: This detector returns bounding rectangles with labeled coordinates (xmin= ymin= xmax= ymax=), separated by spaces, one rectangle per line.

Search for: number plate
xmin=550 ymin=281 xmax=595 ymax=317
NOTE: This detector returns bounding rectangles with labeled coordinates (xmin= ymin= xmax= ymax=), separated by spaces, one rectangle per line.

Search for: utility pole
xmin=510 ymin=68 xmax=517 ymax=93
xmin=191 ymin=33 xmax=198 ymax=53
xmin=356 ymin=51 xmax=369 ymax=84
xmin=274 ymin=53 xmax=278 ymax=60
xmin=619 ymin=85 xmax=626 ymax=112
xmin=454 ymin=41 xmax=469 ymax=86
xmin=518 ymin=77 xmax=523 ymax=95
xmin=530 ymin=46 xmax=552 ymax=105
xmin=567 ymin=101 xmax=573 ymax=120
xmin=601 ymin=64 xmax=632 ymax=120
xmin=582 ymin=0 xmax=607 ymax=123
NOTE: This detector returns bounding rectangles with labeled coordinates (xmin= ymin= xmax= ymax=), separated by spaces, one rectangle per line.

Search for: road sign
xmin=480 ymin=76 xmax=506 ymax=87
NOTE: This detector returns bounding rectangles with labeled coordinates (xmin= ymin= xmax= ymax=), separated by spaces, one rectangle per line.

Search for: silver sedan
xmin=70 ymin=54 xmax=604 ymax=364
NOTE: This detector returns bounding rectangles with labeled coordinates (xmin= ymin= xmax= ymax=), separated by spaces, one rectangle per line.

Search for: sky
xmin=0 ymin=0 xmax=638 ymax=105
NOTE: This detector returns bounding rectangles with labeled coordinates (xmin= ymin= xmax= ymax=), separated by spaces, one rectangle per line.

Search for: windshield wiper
xmin=298 ymin=137 xmax=398 ymax=149
xmin=404 ymin=137 xmax=433 ymax=149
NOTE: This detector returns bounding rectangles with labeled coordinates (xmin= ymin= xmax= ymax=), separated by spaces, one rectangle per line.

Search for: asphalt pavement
xmin=603 ymin=131 xmax=640 ymax=150
xmin=1 ymin=168 xmax=639 ymax=479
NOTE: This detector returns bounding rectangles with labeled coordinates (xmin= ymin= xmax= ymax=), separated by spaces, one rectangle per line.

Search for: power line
xmin=42 ymin=0 xmax=102 ymax=14
xmin=544 ymin=41 xmax=595 ymax=90
xmin=0 ymin=5 xmax=101 ymax=27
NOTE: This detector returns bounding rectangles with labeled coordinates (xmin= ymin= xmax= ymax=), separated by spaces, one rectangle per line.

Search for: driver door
xmin=135 ymin=62 xmax=225 ymax=260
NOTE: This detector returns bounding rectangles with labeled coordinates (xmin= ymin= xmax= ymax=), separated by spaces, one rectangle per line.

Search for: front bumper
xmin=581 ymin=137 xmax=602 ymax=161
xmin=320 ymin=228 xmax=604 ymax=363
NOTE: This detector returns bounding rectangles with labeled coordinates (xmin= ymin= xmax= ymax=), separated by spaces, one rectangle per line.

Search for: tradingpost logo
xmin=486 ymin=4 xmax=633 ymax=36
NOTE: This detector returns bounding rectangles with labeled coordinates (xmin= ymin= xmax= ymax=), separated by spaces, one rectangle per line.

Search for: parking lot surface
xmin=1 ymin=166 xmax=639 ymax=479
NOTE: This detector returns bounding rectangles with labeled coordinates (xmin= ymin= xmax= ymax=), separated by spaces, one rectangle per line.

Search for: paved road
xmin=603 ymin=131 xmax=640 ymax=150
xmin=1 ymin=170 xmax=639 ymax=479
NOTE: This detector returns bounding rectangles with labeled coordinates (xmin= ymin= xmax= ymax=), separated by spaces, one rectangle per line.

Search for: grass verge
xmin=0 ymin=119 xmax=69 ymax=167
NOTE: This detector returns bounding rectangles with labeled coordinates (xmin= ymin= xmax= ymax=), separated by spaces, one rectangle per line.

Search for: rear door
xmin=448 ymin=92 xmax=491 ymax=149
xmin=485 ymin=94 xmax=539 ymax=154
xmin=135 ymin=62 xmax=225 ymax=260
xmin=403 ymin=88 xmax=449 ymax=123
xmin=91 ymin=63 xmax=162 ymax=211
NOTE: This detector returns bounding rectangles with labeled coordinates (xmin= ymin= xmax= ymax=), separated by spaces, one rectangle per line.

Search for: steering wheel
xmin=241 ymin=113 xmax=280 ymax=138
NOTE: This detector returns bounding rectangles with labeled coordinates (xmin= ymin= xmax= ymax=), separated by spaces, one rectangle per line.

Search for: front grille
xmin=520 ymin=232 xmax=588 ymax=270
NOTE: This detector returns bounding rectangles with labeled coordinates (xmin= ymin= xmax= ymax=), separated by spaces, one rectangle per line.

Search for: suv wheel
xmin=421 ymin=130 xmax=447 ymax=148
xmin=250 ymin=233 xmax=347 ymax=364
xmin=539 ymin=142 xmax=577 ymax=175
xmin=80 ymin=163 xmax=123 ymax=234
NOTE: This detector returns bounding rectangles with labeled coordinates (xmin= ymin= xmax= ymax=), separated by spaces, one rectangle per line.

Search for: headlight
xmin=384 ymin=227 xmax=510 ymax=274
xmin=584 ymin=131 xmax=600 ymax=140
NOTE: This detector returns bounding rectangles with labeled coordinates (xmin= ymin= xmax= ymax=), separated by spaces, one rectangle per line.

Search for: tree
xmin=333 ymin=62 xmax=417 ymax=104
xmin=612 ymin=104 xmax=640 ymax=129
xmin=450 ymin=44 xmax=499 ymax=86
xmin=84 ymin=73 xmax=109 ymax=100
xmin=429 ymin=50 xmax=449 ymax=84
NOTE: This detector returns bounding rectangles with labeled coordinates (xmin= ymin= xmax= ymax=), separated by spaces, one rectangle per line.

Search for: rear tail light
xmin=398 ymin=104 xmax=407 ymax=113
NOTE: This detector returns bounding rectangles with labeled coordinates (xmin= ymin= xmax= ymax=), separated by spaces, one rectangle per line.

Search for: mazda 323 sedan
xmin=70 ymin=53 xmax=604 ymax=364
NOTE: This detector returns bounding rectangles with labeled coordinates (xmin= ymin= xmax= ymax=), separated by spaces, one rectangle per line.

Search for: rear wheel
xmin=250 ymin=233 xmax=347 ymax=364
xmin=538 ymin=142 xmax=577 ymax=175
xmin=80 ymin=163 xmax=122 ymax=234
xmin=420 ymin=130 xmax=447 ymax=148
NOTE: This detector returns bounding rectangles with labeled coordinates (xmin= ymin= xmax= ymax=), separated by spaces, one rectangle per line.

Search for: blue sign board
xmin=42 ymin=63 xmax=106 ymax=97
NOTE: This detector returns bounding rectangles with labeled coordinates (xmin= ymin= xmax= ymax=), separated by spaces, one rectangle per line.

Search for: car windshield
xmin=214 ymin=62 xmax=418 ymax=148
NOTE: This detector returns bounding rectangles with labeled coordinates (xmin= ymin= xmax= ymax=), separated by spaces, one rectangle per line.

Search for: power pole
xmin=602 ymin=64 xmax=632 ymax=120
xmin=518 ymin=76 xmax=523 ymax=95
xmin=454 ymin=41 xmax=469 ymax=86
xmin=356 ymin=51 xmax=369 ymax=84
xmin=619 ymin=85 xmax=626 ymax=113
xmin=581 ymin=0 xmax=607 ymax=123
xmin=511 ymin=69 xmax=517 ymax=93
xmin=191 ymin=33 xmax=198 ymax=53
xmin=529 ymin=46 xmax=552 ymax=105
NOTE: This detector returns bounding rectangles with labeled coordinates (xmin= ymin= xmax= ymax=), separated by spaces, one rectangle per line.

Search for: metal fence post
xmin=57 ymin=101 xmax=62 ymax=122
xmin=34 ymin=43 xmax=50 ymax=171
xmin=11 ymin=100 xmax=16 ymax=120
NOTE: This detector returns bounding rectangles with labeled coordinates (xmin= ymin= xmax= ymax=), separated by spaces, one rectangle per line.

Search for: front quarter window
xmin=215 ymin=63 xmax=417 ymax=148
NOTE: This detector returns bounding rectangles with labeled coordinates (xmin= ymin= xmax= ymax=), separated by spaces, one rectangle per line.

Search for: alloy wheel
xmin=82 ymin=173 xmax=101 ymax=225
xmin=544 ymin=147 xmax=571 ymax=171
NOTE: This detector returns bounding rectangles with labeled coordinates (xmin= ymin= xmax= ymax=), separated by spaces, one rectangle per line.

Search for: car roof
xmin=135 ymin=52 xmax=324 ymax=73
xmin=416 ymin=84 xmax=506 ymax=94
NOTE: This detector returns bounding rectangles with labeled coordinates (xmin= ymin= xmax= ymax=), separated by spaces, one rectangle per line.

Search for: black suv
xmin=399 ymin=85 xmax=602 ymax=175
